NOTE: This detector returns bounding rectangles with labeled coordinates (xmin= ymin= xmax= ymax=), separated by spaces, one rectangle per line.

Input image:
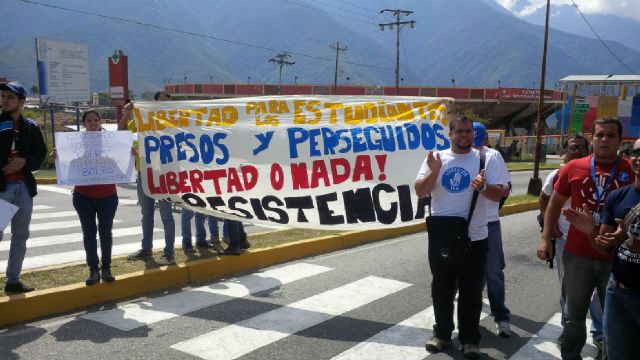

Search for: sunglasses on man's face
xmin=628 ymin=148 xmax=640 ymax=157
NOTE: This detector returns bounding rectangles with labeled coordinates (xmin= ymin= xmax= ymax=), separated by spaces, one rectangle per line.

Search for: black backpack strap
xmin=467 ymin=150 xmax=486 ymax=225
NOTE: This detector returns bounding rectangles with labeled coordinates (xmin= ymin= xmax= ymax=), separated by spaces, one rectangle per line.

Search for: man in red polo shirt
xmin=538 ymin=117 xmax=634 ymax=360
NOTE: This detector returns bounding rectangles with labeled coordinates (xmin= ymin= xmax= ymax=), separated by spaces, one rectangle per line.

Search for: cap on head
xmin=0 ymin=81 xmax=27 ymax=100
xmin=472 ymin=122 xmax=487 ymax=147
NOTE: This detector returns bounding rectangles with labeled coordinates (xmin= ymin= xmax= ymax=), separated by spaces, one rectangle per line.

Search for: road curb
xmin=0 ymin=201 xmax=537 ymax=328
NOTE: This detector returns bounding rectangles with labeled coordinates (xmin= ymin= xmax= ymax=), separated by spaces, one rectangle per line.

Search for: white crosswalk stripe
xmin=81 ymin=263 xmax=333 ymax=330
xmin=170 ymin=276 xmax=412 ymax=360
xmin=331 ymin=299 xmax=491 ymax=360
xmin=7 ymin=219 xmax=124 ymax=233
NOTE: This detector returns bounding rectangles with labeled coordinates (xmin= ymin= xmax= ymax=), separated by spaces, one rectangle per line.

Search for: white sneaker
xmin=497 ymin=321 xmax=512 ymax=337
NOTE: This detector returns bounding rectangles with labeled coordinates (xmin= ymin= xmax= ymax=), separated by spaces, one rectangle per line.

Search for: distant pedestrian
xmin=0 ymin=81 xmax=47 ymax=294
xmin=119 ymin=91 xmax=177 ymax=265
xmin=51 ymin=110 xmax=121 ymax=285
xmin=472 ymin=122 xmax=513 ymax=337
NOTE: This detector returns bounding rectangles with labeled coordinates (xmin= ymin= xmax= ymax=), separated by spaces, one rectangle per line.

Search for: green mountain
xmin=1 ymin=0 xmax=639 ymax=95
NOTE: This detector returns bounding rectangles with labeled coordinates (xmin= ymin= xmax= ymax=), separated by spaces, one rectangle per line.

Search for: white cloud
xmin=494 ymin=0 xmax=640 ymax=22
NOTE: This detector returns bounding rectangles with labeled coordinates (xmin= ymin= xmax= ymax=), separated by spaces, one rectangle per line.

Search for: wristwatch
xmin=480 ymin=183 xmax=488 ymax=191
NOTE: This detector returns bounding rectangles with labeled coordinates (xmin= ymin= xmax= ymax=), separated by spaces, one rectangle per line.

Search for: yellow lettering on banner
xmin=324 ymin=103 xmax=344 ymax=124
xmin=345 ymin=104 xmax=365 ymax=124
xmin=221 ymin=106 xmax=238 ymax=126
xmin=155 ymin=110 xmax=168 ymax=130
xmin=294 ymin=100 xmax=323 ymax=124
xmin=376 ymin=101 xmax=388 ymax=122
xmin=167 ymin=110 xmax=179 ymax=127
xmin=246 ymin=101 xmax=280 ymax=126
xmin=178 ymin=110 xmax=190 ymax=127
xmin=134 ymin=108 xmax=153 ymax=131
xmin=395 ymin=103 xmax=414 ymax=121
xmin=384 ymin=104 xmax=399 ymax=122
xmin=293 ymin=100 xmax=306 ymax=124
xmin=363 ymin=103 xmax=379 ymax=124
xmin=191 ymin=107 xmax=207 ymax=126
xmin=206 ymin=108 xmax=222 ymax=126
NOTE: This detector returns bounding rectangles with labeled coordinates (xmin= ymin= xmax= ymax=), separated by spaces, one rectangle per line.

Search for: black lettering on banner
xmin=414 ymin=196 xmax=430 ymax=219
xmin=342 ymin=188 xmax=375 ymax=224
xmin=205 ymin=196 xmax=226 ymax=211
xmin=397 ymin=185 xmax=414 ymax=221
xmin=284 ymin=196 xmax=314 ymax=222
xmin=228 ymin=197 xmax=253 ymax=219
xmin=372 ymin=183 xmax=397 ymax=224
xmin=183 ymin=193 xmax=207 ymax=207
xmin=316 ymin=192 xmax=344 ymax=225
xmin=250 ymin=198 xmax=269 ymax=221
xmin=262 ymin=196 xmax=289 ymax=224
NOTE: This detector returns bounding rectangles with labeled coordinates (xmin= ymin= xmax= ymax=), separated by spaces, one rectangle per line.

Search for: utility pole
xmin=269 ymin=53 xmax=295 ymax=93
xmin=527 ymin=0 xmax=551 ymax=195
xmin=379 ymin=9 xmax=415 ymax=95
xmin=330 ymin=42 xmax=348 ymax=95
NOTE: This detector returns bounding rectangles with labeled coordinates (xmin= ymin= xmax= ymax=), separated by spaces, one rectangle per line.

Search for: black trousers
xmin=428 ymin=238 xmax=488 ymax=345
xmin=73 ymin=192 xmax=118 ymax=271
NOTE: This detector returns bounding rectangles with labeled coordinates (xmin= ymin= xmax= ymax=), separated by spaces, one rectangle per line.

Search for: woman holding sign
xmin=51 ymin=110 xmax=119 ymax=285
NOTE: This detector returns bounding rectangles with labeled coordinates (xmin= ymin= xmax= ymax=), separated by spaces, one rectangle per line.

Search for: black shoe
xmin=157 ymin=253 xmax=175 ymax=266
xmin=182 ymin=242 xmax=196 ymax=253
xmin=4 ymin=281 xmax=35 ymax=294
xmin=209 ymin=239 xmax=225 ymax=254
xmin=196 ymin=241 xmax=214 ymax=249
xmin=101 ymin=268 xmax=115 ymax=282
xmin=240 ymin=237 xmax=251 ymax=250
xmin=223 ymin=246 xmax=242 ymax=255
xmin=126 ymin=248 xmax=152 ymax=260
xmin=85 ymin=270 xmax=101 ymax=286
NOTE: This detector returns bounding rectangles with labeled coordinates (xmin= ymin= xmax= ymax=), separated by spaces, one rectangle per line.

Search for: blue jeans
xmin=604 ymin=276 xmax=640 ymax=360
xmin=0 ymin=182 xmax=33 ymax=284
xmin=560 ymin=251 xmax=610 ymax=360
xmin=484 ymin=221 xmax=510 ymax=323
xmin=555 ymin=236 xmax=603 ymax=341
xmin=72 ymin=192 xmax=118 ymax=271
xmin=181 ymin=209 xmax=219 ymax=243
xmin=137 ymin=179 xmax=175 ymax=255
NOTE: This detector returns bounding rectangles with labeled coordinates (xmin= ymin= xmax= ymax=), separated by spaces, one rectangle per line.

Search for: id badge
xmin=593 ymin=212 xmax=602 ymax=227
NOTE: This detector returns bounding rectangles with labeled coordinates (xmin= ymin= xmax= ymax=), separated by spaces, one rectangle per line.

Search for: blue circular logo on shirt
xmin=441 ymin=167 xmax=471 ymax=193
xmin=618 ymin=171 xmax=630 ymax=182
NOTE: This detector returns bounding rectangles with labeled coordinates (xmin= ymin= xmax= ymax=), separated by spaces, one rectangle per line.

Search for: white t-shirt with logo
xmin=417 ymin=148 xmax=502 ymax=241
xmin=541 ymin=168 xmax=570 ymax=239
xmin=484 ymin=147 xmax=511 ymax=222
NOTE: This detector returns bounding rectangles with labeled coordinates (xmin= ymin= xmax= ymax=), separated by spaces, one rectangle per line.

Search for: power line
xmin=330 ymin=42 xmax=348 ymax=94
xmin=570 ymin=0 xmax=638 ymax=74
xmin=379 ymin=9 xmax=416 ymax=94
xmin=308 ymin=0 xmax=378 ymax=21
xmin=333 ymin=0 xmax=380 ymax=14
xmin=16 ymin=0 xmax=390 ymax=71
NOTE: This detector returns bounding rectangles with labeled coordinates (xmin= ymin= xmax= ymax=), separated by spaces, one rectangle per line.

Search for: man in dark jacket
xmin=0 ymin=81 xmax=47 ymax=294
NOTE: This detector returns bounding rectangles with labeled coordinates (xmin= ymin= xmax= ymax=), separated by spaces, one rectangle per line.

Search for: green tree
xmin=30 ymin=85 xmax=39 ymax=96
xmin=97 ymin=92 xmax=111 ymax=105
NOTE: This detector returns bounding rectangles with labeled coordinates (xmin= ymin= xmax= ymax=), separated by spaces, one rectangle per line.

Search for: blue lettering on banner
xmin=441 ymin=167 xmax=470 ymax=193
xmin=287 ymin=122 xmax=450 ymax=159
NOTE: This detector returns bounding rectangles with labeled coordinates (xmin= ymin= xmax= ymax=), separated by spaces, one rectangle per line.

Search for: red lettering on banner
xmin=330 ymin=158 xmax=350 ymax=185
xmin=291 ymin=163 xmax=309 ymax=190
xmin=353 ymin=155 xmax=374 ymax=181
xmin=227 ymin=167 xmax=244 ymax=192
xmin=241 ymin=165 xmax=258 ymax=191
xmin=310 ymin=160 xmax=330 ymax=188
xmin=204 ymin=169 xmax=227 ymax=194
xmin=270 ymin=163 xmax=284 ymax=190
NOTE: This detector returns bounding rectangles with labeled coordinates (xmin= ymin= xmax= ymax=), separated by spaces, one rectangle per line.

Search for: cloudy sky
xmin=495 ymin=0 xmax=640 ymax=22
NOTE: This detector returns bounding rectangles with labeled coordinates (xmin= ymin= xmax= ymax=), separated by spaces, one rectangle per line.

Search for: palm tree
xmin=30 ymin=85 xmax=39 ymax=96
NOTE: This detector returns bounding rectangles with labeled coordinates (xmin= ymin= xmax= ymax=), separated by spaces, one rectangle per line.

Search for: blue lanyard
xmin=591 ymin=156 xmax=618 ymax=208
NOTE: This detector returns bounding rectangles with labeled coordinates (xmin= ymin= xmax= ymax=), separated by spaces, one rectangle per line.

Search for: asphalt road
xmin=0 ymin=210 xmax=600 ymax=360
xmin=509 ymin=170 xmax=553 ymax=196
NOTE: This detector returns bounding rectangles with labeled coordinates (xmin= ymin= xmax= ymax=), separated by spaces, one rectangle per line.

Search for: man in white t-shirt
xmin=472 ymin=122 xmax=513 ymax=338
xmin=539 ymin=133 xmax=604 ymax=349
xmin=415 ymin=116 xmax=504 ymax=359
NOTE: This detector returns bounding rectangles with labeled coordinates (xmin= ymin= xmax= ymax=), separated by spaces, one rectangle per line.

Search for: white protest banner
xmin=54 ymin=131 xmax=136 ymax=186
xmin=135 ymin=96 xmax=452 ymax=230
